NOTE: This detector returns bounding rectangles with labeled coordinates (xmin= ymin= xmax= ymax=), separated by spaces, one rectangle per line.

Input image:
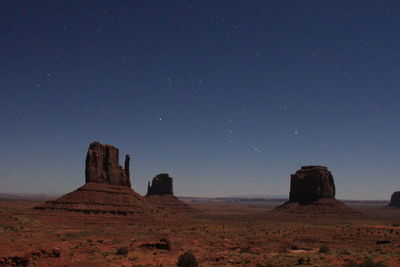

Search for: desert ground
xmin=0 ymin=197 xmax=399 ymax=267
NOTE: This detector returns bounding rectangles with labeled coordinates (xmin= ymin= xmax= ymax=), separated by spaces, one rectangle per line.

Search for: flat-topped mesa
xmin=289 ymin=165 xmax=335 ymax=204
xmin=146 ymin=173 xmax=173 ymax=196
xmin=389 ymin=191 xmax=400 ymax=207
xmin=85 ymin=142 xmax=131 ymax=187
xmin=145 ymin=173 xmax=195 ymax=213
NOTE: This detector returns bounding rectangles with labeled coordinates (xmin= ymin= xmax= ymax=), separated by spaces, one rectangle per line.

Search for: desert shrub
xmin=116 ymin=247 xmax=129 ymax=256
xmin=177 ymin=251 xmax=198 ymax=267
xmin=343 ymin=258 xmax=387 ymax=267
xmin=319 ymin=246 xmax=330 ymax=253
xmin=339 ymin=249 xmax=351 ymax=255
xmin=296 ymin=257 xmax=311 ymax=265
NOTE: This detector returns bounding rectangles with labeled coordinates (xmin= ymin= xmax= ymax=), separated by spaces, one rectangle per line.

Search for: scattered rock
xmin=376 ymin=240 xmax=391 ymax=245
xmin=177 ymin=251 xmax=198 ymax=267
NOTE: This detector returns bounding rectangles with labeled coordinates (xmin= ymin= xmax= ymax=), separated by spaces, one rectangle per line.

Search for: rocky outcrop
xmin=35 ymin=142 xmax=170 ymax=218
xmin=389 ymin=191 xmax=400 ymax=207
xmin=146 ymin=173 xmax=173 ymax=196
xmin=289 ymin=166 xmax=335 ymax=204
xmin=85 ymin=142 xmax=131 ymax=187
xmin=274 ymin=166 xmax=358 ymax=214
xmin=145 ymin=173 xmax=195 ymax=213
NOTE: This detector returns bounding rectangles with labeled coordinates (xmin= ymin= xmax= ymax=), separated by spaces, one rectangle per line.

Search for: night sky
xmin=1 ymin=1 xmax=399 ymax=199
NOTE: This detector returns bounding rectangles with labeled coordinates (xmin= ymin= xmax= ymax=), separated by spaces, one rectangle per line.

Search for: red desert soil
xmin=1 ymin=198 xmax=400 ymax=266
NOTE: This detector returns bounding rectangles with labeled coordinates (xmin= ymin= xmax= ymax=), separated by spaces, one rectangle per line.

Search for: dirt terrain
xmin=1 ymin=198 xmax=400 ymax=266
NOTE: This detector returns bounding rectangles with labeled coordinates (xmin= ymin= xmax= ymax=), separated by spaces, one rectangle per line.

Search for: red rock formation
xmin=145 ymin=173 xmax=195 ymax=213
xmin=389 ymin=191 xmax=400 ymax=207
xmin=275 ymin=166 xmax=358 ymax=214
xmin=146 ymin=173 xmax=173 ymax=196
xmin=85 ymin=142 xmax=131 ymax=187
xmin=36 ymin=142 xmax=170 ymax=218
xmin=289 ymin=166 xmax=335 ymax=204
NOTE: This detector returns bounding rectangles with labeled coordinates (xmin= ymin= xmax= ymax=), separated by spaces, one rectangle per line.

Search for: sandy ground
xmin=0 ymin=198 xmax=400 ymax=266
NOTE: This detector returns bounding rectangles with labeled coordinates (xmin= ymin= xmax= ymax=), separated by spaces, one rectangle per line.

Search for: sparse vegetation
xmin=343 ymin=258 xmax=387 ymax=267
xmin=115 ymin=247 xmax=129 ymax=256
xmin=296 ymin=257 xmax=311 ymax=265
xmin=319 ymin=246 xmax=330 ymax=253
xmin=1 ymin=198 xmax=400 ymax=266
xmin=338 ymin=249 xmax=351 ymax=255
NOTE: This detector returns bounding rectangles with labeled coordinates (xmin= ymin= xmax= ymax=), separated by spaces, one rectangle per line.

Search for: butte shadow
xmin=35 ymin=142 xmax=162 ymax=218
xmin=273 ymin=166 xmax=359 ymax=214
xmin=145 ymin=173 xmax=196 ymax=213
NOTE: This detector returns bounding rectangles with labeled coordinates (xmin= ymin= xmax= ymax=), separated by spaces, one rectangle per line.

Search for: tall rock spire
xmin=85 ymin=141 xmax=131 ymax=187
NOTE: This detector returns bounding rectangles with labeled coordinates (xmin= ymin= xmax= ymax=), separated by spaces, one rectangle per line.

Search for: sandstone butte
xmin=389 ymin=191 xmax=400 ymax=207
xmin=274 ymin=166 xmax=358 ymax=214
xmin=35 ymin=142 xmax=165 ymax=218
xmin=145 ymin=173 xmax=195 ymax=213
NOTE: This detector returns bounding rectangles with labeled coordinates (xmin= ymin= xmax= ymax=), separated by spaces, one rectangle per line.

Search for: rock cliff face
xmin=35 ymin=142 xmax=169 ymax=218
xmin=145 ymin=173 xmax=195 ymax=213
xmin=146 ymin=173 xmax=173 ymax=196
xmin=389 ymin=191 xmax=400 ymax=207
xmin=274 ymin=166 xmax=358 ymax=214
xmin=85 ymin=142 xmax=131 ymax=187
xmin=289 ymin=166 xmax=335 ymax=204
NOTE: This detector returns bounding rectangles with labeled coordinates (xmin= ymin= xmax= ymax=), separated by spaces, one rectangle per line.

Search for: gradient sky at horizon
xmin=1 ymin=1 xmax=399 ymax=199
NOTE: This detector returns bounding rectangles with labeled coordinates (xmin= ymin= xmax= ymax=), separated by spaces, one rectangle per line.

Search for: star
xmin=253 ymin=146 xmax=261 ymax=153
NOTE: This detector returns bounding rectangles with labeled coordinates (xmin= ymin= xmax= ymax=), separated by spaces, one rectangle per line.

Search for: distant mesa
xmin=274 ymin=166 xmax=358 ymax=214
xmin=146 ymin=173 xmax=173 ymax=196
xmin=35 ymin=142 xmax=163 ymax=217
xmin=146 ymin=173 xmax=195 ymax=213
xmin=389 ymin=191 xmax=400 ymax=207
xmin=289 ymin=166 xmax=335 ymax=204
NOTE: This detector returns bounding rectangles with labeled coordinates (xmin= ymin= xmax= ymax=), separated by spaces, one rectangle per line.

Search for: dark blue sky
xmin=1 ymin=1 xmax=399 ymax=199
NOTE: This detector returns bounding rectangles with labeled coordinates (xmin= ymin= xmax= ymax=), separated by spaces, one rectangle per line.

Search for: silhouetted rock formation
xmin=85 ymin=142 xmax=131 ymax=187
xmin=289 ymin=166 xmax=335 ymax=204
xmin=145 ymin=173 xmax=195 ymax=213
xmin=274 ymin=166 xmax=358 ymax=214
xmin=35 ymin=142 xmax=168 ymax=218
xmin=389 ymin=191 xmax=400 ymax=207
xmin=146 ymin=173 xmax=173 ymax=196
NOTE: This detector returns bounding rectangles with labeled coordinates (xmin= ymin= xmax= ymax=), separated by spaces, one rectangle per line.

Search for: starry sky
xmin=1 ymin=1 xmax=399 ymax=200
